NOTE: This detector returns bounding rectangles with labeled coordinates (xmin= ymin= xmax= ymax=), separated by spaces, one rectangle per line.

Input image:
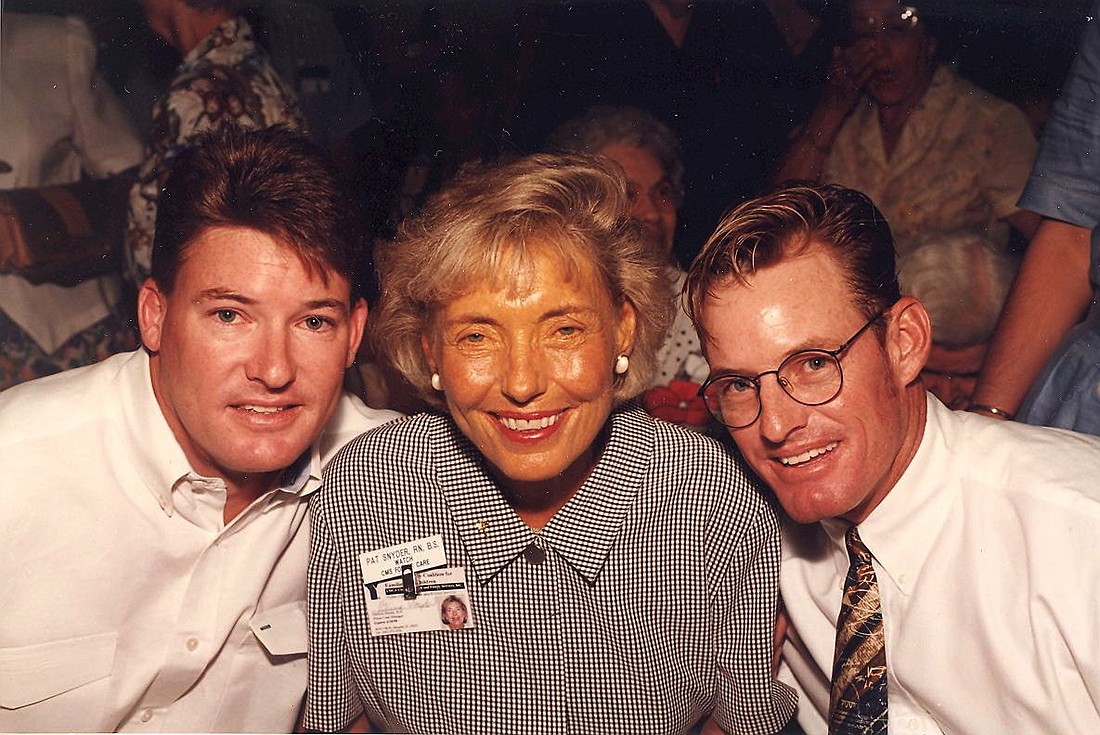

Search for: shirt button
xmin=523 ymin=541 xmax=546 ymax=565
xmin=140 ymin=709 xmax=153 ymax=723
xmin=186 ymin=636 xmax=199 ymax=651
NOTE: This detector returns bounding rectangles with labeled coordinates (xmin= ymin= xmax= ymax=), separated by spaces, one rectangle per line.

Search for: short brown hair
xmin=152 ymin=125 xmax=366 ymax=301
xmin=372 ymin=153 xmax=674 ymax=408
xmin=686 ymin=183 xmax=901 ymax=345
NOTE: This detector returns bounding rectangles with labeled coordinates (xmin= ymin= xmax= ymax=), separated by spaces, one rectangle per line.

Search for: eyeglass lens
xmin=702 ymin=351 xmax=843 ymax=428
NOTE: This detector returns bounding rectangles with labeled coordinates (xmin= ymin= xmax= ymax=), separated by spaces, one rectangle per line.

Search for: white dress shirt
xmin=779 ymin=394 xmax=1100 ymax=734
xmin=0 ymin=350 xmax=399 ymax=732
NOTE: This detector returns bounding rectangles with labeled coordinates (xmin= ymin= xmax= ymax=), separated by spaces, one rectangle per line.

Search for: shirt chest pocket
xmin=249 ymin=600 xmax=307 ymax=658
xmin=0 ymin=631 xmax=117 ymax=728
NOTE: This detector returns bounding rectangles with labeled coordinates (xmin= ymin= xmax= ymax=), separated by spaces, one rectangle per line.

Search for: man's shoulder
xmin=0 ymin=352 xmax=137 ymax=447
xmin=941 ymin=406 xmax=1100 ymax=504
xmin=315 ymin=394 xmax=402 ymax=467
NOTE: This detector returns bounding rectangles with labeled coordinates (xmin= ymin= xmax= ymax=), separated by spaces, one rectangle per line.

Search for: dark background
xmin=6 ymin=0 xmax=1092 ymax=263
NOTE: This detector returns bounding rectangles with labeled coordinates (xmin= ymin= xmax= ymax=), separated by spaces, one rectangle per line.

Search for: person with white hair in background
xmin=897 ymin=230 xmax=1018 ymax=409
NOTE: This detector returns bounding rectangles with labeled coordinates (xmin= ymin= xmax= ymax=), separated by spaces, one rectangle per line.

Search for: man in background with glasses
xmin=686 ymin=183 xmax=1100 ymax=734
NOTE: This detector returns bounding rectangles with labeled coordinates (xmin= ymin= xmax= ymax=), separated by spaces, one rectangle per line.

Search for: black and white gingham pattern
xmin=305 ymin=405 xmax=796 ymax=734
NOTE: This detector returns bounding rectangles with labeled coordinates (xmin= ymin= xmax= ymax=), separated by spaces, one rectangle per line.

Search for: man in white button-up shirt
xmin=687 ymin=181 xmax=1100 ymax=734
xmin=0 ymin=127 xmax=398 ymax=731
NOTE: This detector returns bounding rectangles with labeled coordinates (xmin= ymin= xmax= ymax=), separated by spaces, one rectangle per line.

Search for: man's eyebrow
xmin=195 ymin=290 xmax=348 ymax=312
xmin=708 ymin=334 xmax=843 ymax=376
xmin=304 ymin=298 xmax=349 ymax=313
xmin=196 ymin=288 xmax=254 ymax=304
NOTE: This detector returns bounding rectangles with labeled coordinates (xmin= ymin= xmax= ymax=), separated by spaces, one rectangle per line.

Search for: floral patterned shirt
xmin=125 ymin=16 xmax=305 ymax=283
xmin=825 ymin=65 xmax=1036 ymax=255
xmin=641 ymin=269 xmax=711 ymax=430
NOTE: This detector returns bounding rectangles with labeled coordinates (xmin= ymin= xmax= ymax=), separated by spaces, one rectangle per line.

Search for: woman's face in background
xmin=920 ymin=341 xmax=985 ymax=410
xmin=847 ymin=0 xmax=936 ymax=110
xmin=599 ymin=143 xmax=678 ymax=262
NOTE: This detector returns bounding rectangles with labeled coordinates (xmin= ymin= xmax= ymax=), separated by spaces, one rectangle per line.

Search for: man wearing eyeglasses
xmin=686 ymin=183 xmax=1100 ymax=734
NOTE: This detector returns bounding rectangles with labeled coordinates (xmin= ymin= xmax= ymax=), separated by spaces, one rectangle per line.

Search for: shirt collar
xmin=118 ymin=350 xmax=194 ymax=515
xmin=277 ymin=450 xmax=317 ymax=496
xmin=825 ymin=393 xmax=956 ymax=595
xmin=437 ymin=406 xmax=652 ymax=586
xmin=540 ymin=406 xmax=652 ymax=581
xmin=119 ymin=349 xmax=323 ymax=517
xmin=900 ymin=65 xmax=953 ymax=147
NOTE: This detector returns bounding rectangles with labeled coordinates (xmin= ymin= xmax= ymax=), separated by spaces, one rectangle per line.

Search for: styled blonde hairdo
xmin=372 ymin=153 xmax=674 ymax=409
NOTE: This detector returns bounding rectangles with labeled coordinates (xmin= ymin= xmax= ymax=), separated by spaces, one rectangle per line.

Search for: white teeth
xmin=499 ymin=414 xmax=560 ymax=431
xmin=241 ymin=405 xmax=284 ymax=414
xmin=778 ymin=442 xmax=838 ymax=466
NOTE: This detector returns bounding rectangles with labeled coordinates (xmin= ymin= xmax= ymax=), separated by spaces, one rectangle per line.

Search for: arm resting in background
xmin=971 ymin=218 xmax=1093 ymax=415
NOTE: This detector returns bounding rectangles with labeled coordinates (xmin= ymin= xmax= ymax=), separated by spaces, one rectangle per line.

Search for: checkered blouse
xmin=305 ymin=405 xmax=795 ymax=734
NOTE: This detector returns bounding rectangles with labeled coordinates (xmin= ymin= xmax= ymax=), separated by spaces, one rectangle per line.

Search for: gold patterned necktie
xmin=828 ymin=525 xmax=888 ymax=735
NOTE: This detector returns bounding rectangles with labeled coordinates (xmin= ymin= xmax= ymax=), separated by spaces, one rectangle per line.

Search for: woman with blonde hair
xmin=304 ymin=153 xmax=794 ymax=734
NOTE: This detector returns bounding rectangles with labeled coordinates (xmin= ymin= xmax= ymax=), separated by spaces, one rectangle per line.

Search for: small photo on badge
xmin=440 ymin=592 xmax=471 ymax=631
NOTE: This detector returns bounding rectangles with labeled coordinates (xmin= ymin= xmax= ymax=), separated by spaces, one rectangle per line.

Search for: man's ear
xmin=886 ymin=296 xmax=932 ymax=386
xmin=137 ymin=278 xmax=167 ymax=352
xmin=345 ymin=298 xmax=369 ymax=369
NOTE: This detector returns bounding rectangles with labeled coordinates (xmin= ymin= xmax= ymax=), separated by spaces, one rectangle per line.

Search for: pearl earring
xmin=614 ymin=355 xmax=630 ymax=375
xmin=431 ymin=373 xmax=442 ymax=391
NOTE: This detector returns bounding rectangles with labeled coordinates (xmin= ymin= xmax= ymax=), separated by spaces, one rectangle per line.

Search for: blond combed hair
xmin=686 ymin=183 xmax=901 ymax=346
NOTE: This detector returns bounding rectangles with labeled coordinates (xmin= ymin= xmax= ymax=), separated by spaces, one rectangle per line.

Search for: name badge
xmin=359 ymin=534 xmax=447 ymax=584
xmin=365 ymin=567 xmax=475 ymax=636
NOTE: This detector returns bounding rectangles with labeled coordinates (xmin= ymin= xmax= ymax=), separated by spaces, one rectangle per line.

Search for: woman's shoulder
xmin=614 ymin=405 xmax=755 ymax=484
xmin=318 ymin=412 xmax=465 ymax=520
xmin=936 ymin=66 xmax=1030 ymax=126
xmin=611 ymin=406 xmax=775 ymax=531
xmin=326 ymin=411 xmax=452 ymax=475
